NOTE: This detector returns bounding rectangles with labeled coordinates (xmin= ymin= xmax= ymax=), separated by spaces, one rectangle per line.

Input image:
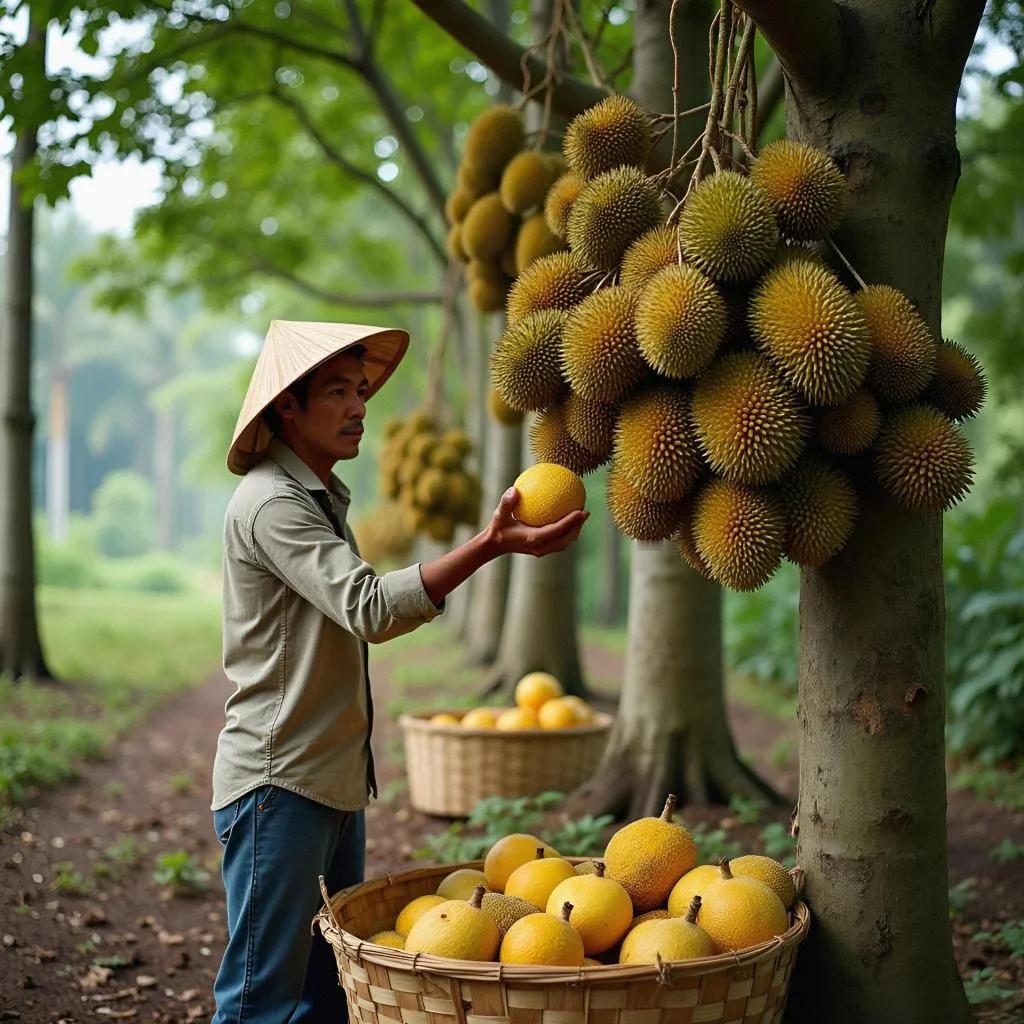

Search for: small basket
xmin=399 ymin=710 xmax=613 ymax=816
xmin=317 ymin=860 xmax=811 ymax=1024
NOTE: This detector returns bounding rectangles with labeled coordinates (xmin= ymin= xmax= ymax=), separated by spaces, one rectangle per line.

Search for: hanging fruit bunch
xmin=379 ymin=411 xmax=482 ymax=544
xmin=488 ymin=85 xmax=985 ymax=592
xmin=351 ymin=502 xmax=414 ymax=567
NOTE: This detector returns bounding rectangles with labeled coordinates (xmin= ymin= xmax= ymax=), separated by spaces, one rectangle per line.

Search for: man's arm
xmin=419 ymin=487 xmax=588 ymax=606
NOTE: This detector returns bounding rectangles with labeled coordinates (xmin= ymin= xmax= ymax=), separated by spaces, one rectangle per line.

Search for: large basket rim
xmin=316 ymin=858 xmax=811 ymax=985
xmin=399 ymin=710 xmax=613 ymax=737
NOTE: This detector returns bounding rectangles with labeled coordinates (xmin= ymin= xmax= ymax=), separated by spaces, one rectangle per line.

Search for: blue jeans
xmin=211 ymin=785 xmax=365 ymax=1023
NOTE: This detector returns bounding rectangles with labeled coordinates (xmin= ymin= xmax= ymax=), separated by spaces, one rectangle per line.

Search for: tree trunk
xmin=597 ymin=496 xmax=624 ymax=627
xmin=153 ymin=402 xmax=176 ymax=551
xmin=0 ymin=12 xmax=51 ymax=680
xmin=753 ymin=2 xmax=982 ymax=1019
xmin=46 ymin=362 xmax=70 ymax=543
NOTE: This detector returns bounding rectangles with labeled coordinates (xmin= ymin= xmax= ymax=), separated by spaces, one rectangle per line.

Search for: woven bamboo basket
xmin=399 ymin=710 xmax=613 ymax=816
xmin=317 ymin=860 xmax=811 ymax=1024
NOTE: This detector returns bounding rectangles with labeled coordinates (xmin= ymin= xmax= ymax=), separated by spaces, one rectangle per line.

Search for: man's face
xmin=276 ymin=352 xmax=369 ymax=462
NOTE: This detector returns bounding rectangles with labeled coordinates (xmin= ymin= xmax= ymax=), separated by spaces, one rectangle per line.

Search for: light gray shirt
xmin=212 ymin=438 xmax=443 ymax=811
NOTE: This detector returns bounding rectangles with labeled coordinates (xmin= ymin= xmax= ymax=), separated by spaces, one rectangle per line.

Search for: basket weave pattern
xmin=399 ymin=712 xmax=613 ymax=816
xmin=318 ymin=862 xmax=810 ymax=1024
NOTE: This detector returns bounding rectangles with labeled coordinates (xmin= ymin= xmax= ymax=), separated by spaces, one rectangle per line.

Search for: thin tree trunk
xmin=597 ymin=494 xmax=624 ymax=627
xmin=46 ymin=362 xmax=70 ymax=543
xmin=0 ymin=12 xmax=51 ymax=680
xmin=153 ymin=403 xmax=176 ymax=551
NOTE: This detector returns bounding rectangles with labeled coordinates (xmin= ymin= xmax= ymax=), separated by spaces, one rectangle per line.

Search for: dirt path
xmin=2 ymin=639 xmax=1022 ymax=1022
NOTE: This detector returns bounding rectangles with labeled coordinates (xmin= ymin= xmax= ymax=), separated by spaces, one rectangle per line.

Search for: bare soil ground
xmin=1 ymin=633 xmax=1021 ymax=1023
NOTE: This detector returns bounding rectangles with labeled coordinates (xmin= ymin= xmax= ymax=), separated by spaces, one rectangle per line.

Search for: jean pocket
xmin=214 ymin=800 xmax=242 ymax=846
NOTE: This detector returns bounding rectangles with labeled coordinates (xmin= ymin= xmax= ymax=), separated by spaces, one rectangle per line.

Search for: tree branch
xmin=271 ymin=90 xmax=447 ymax=266
xmin=410 ymin=0 xmax=607 ymax=117
xmin=922 ymin=0 xmax=987 ymax=84
xmin=755 ymin=56 xmax=785 ymax=142
xmin=730 ymin=0 xmax=843 ymax=96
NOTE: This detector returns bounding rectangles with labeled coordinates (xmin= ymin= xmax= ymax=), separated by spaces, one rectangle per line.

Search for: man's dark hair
xmin=263 ymin=344 xmax=366 ymax=436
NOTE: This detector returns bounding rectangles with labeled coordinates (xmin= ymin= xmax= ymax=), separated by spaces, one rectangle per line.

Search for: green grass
xmin=0 ymin=585 xmax=220 ymax=811
xmin=952 ymin=760 xmax=1024 ymax=811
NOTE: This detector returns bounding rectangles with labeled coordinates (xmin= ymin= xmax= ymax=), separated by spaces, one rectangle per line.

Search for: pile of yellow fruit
xmin=364 ymin=794 xmax=795 ymax=966
xmin=379 ymin=410 xmax=482 ymax=544
xmin=428 ymin=672 xmax=595 ymax=731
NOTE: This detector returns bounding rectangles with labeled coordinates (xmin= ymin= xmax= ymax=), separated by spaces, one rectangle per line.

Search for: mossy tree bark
xmin=732 ymin=1 xmax=984 ymax=1020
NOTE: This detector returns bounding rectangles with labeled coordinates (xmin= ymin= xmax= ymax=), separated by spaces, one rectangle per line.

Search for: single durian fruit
xmin=750 ymin=139 xmax=847 ymax=242
xmin=728 ymin=855 xmax=798 ymax=911
xmin=462 ymin=192 xmax=515 ymax=261
xmin=489 ymin=385 xmax=525 ymax=426
xmin=698 ymin=860 xmax=788 ymax=952
xmin=562 ymin=286 xmax=648 ymax=404
xmin=607 ymin=467 xmax=686 ymax=542
xmin=678 ymin=171 xmax=779 ymax=282
xmin=922 ymin=339 xmax=987 ymax=421
xmin=464 ymin=105 xmax=527 ymax=177
xmin=814 ymin=389 xmax=881 ymax=454
xmin=415 ymin=467 xmax=447 ymax=508
xmin=480 ymin=892 xmax=537 ymax=942
xmin=469 ymin=277 xmax=508 ymax=313
xmin=515 ymin=213 xmax=567 ymax=275
xmin=564 ymin=393 xmax=617 ymax=458
xmin=445 ymin=186 xmax=476 ymax=225
xmin=506 ymin=251 xmax=592 ymax=323
xmin=636 ymin=264 xmax=728 ymax=379
xmin=676 ymin=497 xmax=715 ymax=581
xmin=501 ymin=151 xmax=554 ymax=214
xmin=777 ymin=460 xmax=858 ymax=566
xmin=530 ymin=404 xmax=607 ymax=475
xmin=749 ymin=259 xmax=870 ymax=405
xmin=691 ymin=352 xmax=809 ymax=486
xmin=405 ymin=886 xmax=499 ymax=961
xmin=874 ymin=404 xmax=974 ymax=510
xmin=442 ymin=427 xmax=473 ymax=456
xmin=458 ymin=161 xmax=499 ymax=196
xmin=692 ymin=478 xmax=785 ymax=591
xmin=446 ymin=223 xmax=468 ymax=263
xmin=564 ymin=95 xmax=652 ymax=180
xmin=567 ymin=167 xmax=663 ymax=270
xmin=620 ymin=225 xmax=680 ymax=292
xmin=613 ymin=385 xmax=702 ymax=502
xmin=857 ymin=284 xmax=937 ymax=402
xmin=544 ymin=172 xmax=584 ymax=241
xmin=491 ymin=309 xmax=568 ymax=412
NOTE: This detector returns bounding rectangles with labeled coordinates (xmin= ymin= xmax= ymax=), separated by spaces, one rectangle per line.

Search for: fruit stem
xmin=561 ymin=901 xmax=574 ymax=922
xmin=685 ymin=895 xmax=702 ymax=924
xmin=470 ymin=885 xmax=486 ymax=909
xmin=536 ymin=847 xmax=546 ymax=859
xmin=594 ymin=860 xmax=606 ymax=878
xmin=661 ymin=794 xmax=678 ymax=822
xmin=718 ymin=857 xmax=733 ymax=880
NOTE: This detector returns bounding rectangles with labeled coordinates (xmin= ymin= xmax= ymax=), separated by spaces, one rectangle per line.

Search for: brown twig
xmin=827 ymin=238 xmax=868 ymax=290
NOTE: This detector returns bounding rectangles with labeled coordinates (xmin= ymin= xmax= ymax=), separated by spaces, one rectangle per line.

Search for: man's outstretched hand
xmin=484 ymin=486 xmax=589 ymax=558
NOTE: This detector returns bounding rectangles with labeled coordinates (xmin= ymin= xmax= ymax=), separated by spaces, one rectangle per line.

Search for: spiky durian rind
xmin=607 ymin=467 xmax=686 ymax=541
xmin=676 ymin=498 xmax=715 ymax=581
xmin=500 ymin=151 xmax=554 ymax=214
xmin=464 ymin=105 xmax=527 ymax=176
xmin=857 ymin=284 xmax=937 ymax=403
xmin=544 ymin=173 xmax=584 ymax=241
xmin=462 ymin=192 xmax=515 ymax=261
xmin=620 ymin=226 xmax=681 ymax=292
xmin=750 ymin=259 xmax=870 ymax=405
xmin=506 ymin=251 xmax=592 ymax=323
xmin=530 ymin=404 xmax=607 ymax=475
xmin=563 ymin=95 xmax=652 ymax=180
xmin=446 ymin=187 xmax=476 ymax=225
xmin=564 ymin=393 xmax=617 ymax=458
xmin=922 ymin=339 xmax=987 ymax=421
xmin=813 ymin=389 xmax=882 ymax=455
xmin=777 ymin=460 xmax=858 ymax=566
xmin=514 ymin=213 xmax=567 ymax=276
xmin=491 ymin=309 xmax=568 ymax=411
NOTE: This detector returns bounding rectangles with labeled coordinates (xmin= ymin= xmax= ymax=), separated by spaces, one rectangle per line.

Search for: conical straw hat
xmin=227 ymin=319 xmax=408 ymax=475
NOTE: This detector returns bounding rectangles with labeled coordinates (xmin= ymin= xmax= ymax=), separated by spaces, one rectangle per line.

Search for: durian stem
xmin=660 ymin=793 xmax=678 ymax=821
xmin=536 ymin=847 xmax=546 ymax=859
xmin=560 ymin=900 xmax=574 ymax=922
xmin=685 ymin=895 xmax=702 ymax=924
xmin=826 ymin=237 xmax=868 ymax=290
xmin=719 ymin=17 xmax=756 ymax=169
xmin=691 ymin=0 xmax=732 ymax=189
xmin=470 ymin=885 xmax=486 ymax=909
xmin=594 ymin=860 xmax=606 ymax=878
xmin=718 ymin=857 xmax=734 ymax=880
xmin=669 ymin=0 xmax=683 ymax=174
xmin=561 ymin=0 xmax=613 ymax=92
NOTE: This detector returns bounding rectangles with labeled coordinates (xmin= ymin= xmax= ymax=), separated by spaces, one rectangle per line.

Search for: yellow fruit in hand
xmin=698 ymin=859 xmax=789 ymax=951
xmin=512 ymin=463 xmax=586 ymax=526
xmin=515 ymin=671 xmax=563 ymax=711
xmin=546 ymin=860 xmax=633 ymax=955
xmin=430 ymin=712 xmax=460 ymax=726
xmin=485 ymin=834 xmax=560 ymax=892
xmin=729 ymin=854 xmax=797 ymax=910
xmin=562 ymin=694 xmax=594 ymax=724
xmin=367 ymin=930 xmax=406 ymax=949
xmin=404 ymin=886 xmax=499 ymax=961
xmin=619 ymin=895 xmax=715 ymax=964
xmin=395 ymin=894 xmax=446 ymax=937
xmin=667 ymin=864 xmax=721 ymax=917
xmin=538 ymin=697 xmax=578 ymax=729
xmin=604 ymin=794 xmax=697 ymax=912
xmin=496 ymin=706 xmax=539 ymax=730
xmin=500 ymin=901 xmax=584 ymax=966
xmin=506 ymin=848 xmax=577 ymax=909
xmin=437 ymin=868 xmax=488 ymax=901
xmin=461 ymin=707 xmax=499 ymax=729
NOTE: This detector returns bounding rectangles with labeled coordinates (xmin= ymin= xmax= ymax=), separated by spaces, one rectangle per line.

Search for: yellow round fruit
xmin=629 ymin=909 xmax=673 ymax=930
xmin=437 ymin=868 xmax=489 ymax=901
xmin=484 ymin=834 xmax=560 ymax=892
xmin=698 ymin=860 xmax=789 ymax=951
xmin=562 ymin=695 xmax=594 ymax=725
xmin=546 ymin=862 xmax=633 ymax=955
xmin=667 ymin=864 xmax=721 ymax=917
xmin=367 ymin=930 xmax=406 ymax=949
xmin=430 ymin=712 xmax=460 ymax=726
xmin=582 ymin=956 xmax=602 ymax=967
xmin=395 ymin=894 xmax=446 ymax=937
xmin=729 ymin=855 xmax=797 ymax=910
xmin=505 ymin=849 xmax=577 ymax=909
xmin=512 ymin=463 xmax=586 ymax=527
xmin=619 ymin=896 xmax=715 ymax=964
xmin=575 ymin=860 xmax=598 ymax=875
xmin=538 ymin=697 xmax=578 ymax=729
xmin=404 ymin=887 xmax=500 ymax=961
xmin=515 ymin=671 xmax=564 ymax=711
xmin=499 ymin=902 xmax=584 ymax=966
xmin=461 ymin=707 xmax=499 ymax=729
xmin=480 ymin=892 xmax=537 ymax=940
xmin=496 ymin=706 xmax=540 ymax=730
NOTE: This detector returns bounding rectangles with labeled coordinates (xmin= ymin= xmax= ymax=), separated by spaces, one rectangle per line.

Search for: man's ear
xmin=273 ymin=391 xmax=298 ymax=423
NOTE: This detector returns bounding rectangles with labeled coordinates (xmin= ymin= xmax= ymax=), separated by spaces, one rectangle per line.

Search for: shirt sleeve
xmin=250 ymin=494 xmax=443 ymax=644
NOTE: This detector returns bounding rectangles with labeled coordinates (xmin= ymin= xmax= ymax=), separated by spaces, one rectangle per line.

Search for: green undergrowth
xmin=952 ymin=760 xmax=1024 ymax=811
xmin=0 ymin=586 xmax=220 ymax=814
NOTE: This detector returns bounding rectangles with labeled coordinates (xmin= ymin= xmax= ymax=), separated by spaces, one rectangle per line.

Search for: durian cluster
xmin=352 ymin=502 xmax=414 ymax=567
xmin=446 ymin=105 xmax=573 ymax=314
xmin=380 ymin=411 xmax=482 ymax=544
xmin=489 ymin=97 xmax=985 ymax=591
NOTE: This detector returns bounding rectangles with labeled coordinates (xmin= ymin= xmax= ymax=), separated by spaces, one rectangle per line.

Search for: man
xmin=212 ymin=320 xmax=586 ymax=1023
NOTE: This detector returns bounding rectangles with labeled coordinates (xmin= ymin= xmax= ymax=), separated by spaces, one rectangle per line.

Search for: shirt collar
xmin=264 ymin=438 xmax=351 ymax=504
